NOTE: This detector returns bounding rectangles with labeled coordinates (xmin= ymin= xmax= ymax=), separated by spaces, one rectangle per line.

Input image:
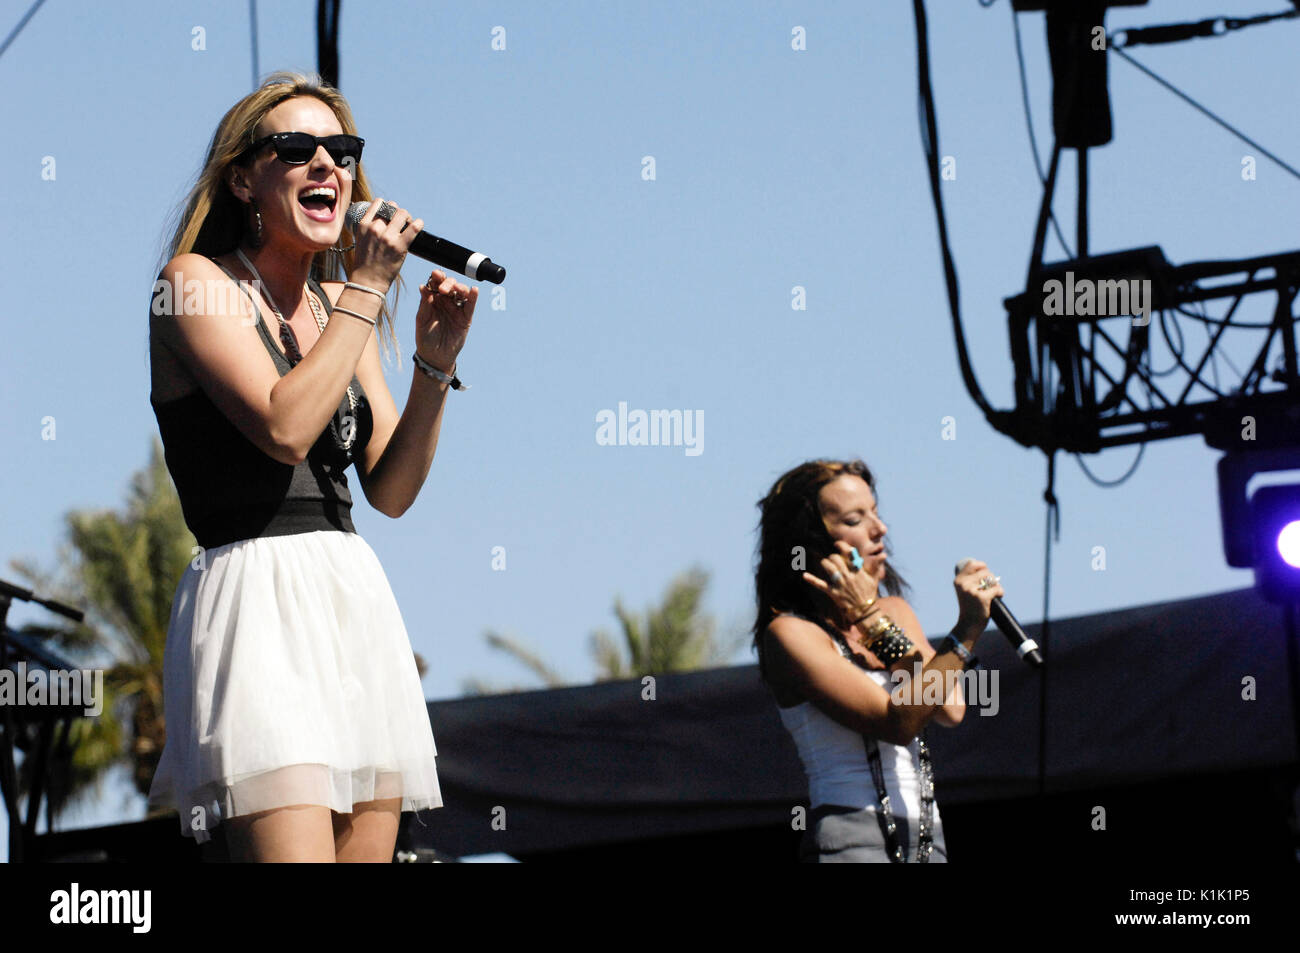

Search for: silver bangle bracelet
xmin=943 ymin=633 xmax=980 ymax=669
xmin=412 ymin=352 xmax=469 ymax=391
xmin=331 ymin=305 xmax=377 ymax=327
xmin=343 ymin=281 xmax=388 ymax=301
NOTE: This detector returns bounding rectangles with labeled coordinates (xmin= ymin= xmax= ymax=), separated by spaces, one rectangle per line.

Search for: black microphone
xmin=345 ymin=202 xmax=506 ymax=284
xmin=954 ymin=558 xmax=1044 ymax=668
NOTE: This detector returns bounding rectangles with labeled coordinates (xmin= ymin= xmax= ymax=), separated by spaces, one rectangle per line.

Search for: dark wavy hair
xmin=751 ymin=458 xmax=910 ymax=682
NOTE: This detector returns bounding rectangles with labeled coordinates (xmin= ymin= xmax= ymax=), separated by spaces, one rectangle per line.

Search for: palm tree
xmin=459 ymin=632 xmax=569 ymax=696
xmin=7 ymin=436 xmax=190 ymax=824
xmin=463 ymin=567 xmax=746 ymax=694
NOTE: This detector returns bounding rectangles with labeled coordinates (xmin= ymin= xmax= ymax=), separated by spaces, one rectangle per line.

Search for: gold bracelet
xmin=862 ymin=614 xmax=915 ymax=665
xmin=849 ymin=598 xmax=878 ymax=625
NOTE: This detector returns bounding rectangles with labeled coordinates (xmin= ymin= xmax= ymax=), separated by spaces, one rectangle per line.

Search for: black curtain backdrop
xmin=25 ymin=586 xmax=1297 ymax=862
xmin=408 ymin=586 xmax=1298 ymax=859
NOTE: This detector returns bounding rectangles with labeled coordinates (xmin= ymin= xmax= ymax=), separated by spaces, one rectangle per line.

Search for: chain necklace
xmin=827 ymin=625 xmax=935 ymax=863
xmin=235 ymin=249 xmax=357 ymax=454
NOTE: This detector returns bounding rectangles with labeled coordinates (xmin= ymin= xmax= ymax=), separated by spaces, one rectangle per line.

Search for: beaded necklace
xmin=825 ymin=624 xmax=935 ymax=863
xmin=235 ymin=249 xmax=357 ymax=456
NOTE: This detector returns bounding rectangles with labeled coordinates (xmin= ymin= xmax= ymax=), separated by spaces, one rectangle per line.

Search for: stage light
xmin=1249 ymin=485 xmax=1300 ymax=603
xmin=1278 ymin=521 xmax=1300 ymax=569
xmin=1216 ymin=448 xmax=1300 ymax=605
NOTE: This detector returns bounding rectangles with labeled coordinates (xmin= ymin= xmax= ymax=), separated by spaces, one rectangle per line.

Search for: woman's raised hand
xmin=349 ymin=197 xmax=423 ymax=290
xmin=802 ymin=540 xmax=880 ymax=620
xmin=414 ymin=269 xmax=476 ymax=371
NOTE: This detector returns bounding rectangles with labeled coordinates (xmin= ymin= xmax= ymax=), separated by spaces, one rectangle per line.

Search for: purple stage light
xmin=1277 ymin=521 xmax=1300 ymax=568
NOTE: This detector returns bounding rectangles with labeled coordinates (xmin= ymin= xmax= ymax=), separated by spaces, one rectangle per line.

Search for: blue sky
xmin=2 ymin=0 xmax=1296 ymax=853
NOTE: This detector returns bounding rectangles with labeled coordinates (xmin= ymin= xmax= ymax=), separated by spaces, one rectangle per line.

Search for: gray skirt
xmin=799 ymin=805 xmax=949 ymax=863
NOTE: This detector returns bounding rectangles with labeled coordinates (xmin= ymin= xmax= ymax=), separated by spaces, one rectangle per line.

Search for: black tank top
xmin=150 ymin=258 xmax=375 ymax=550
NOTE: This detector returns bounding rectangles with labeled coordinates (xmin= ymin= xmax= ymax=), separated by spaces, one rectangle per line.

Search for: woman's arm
xmin=764 ymin=612 xmax=980 ymax=746
xmin=322 ymin=281 xmax=452 ymax=519
xmin=153 ymin=255 xmax=377 ymax=466
xmin=873 ymin=597 xmax=965 ymax=727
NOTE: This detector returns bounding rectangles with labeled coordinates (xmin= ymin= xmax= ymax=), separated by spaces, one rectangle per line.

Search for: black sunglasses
xmin=241 ymin=131 xmax=364 ymax=167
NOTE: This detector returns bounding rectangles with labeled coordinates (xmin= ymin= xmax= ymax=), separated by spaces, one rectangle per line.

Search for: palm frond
xmin=483 ymin=631 xmax=568 ymax=687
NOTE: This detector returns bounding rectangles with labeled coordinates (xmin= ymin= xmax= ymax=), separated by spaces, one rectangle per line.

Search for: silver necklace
xmin=235 ymin=248 xmax=357 ymax=453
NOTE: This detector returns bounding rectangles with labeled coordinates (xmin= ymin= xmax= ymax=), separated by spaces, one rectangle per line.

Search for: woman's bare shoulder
xmin=762 ymin=615 xmax=829 ymax=707
xmin=762 ymin=613 xmax=839 ymax=669
xmin=764 ymin=612 xmax=827 ymax=641
xmin=158 ymin=251 xmax=222 ymax=277
xmin=153 ymin=253 xmax=230 ymax=307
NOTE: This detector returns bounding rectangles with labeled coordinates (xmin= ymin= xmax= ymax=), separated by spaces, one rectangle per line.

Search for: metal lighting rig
xmin=940 ymin=1 xmax=1300 ymax=608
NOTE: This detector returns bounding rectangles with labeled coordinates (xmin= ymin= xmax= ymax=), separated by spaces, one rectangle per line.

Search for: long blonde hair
xmin=160 ymin=70 xmax=402 ymax=363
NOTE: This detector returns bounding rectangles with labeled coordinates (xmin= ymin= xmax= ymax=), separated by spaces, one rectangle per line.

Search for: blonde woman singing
xmin=147 ymin=71 xmax=477 ymax=861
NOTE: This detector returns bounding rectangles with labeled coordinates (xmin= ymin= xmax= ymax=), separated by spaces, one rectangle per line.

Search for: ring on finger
xmin=374 ymin=201 xmax=398 ymax=224
xmin=977 ymin=574 xmax=1001 ymax=590
xmin=829 ymin=570 xmax=843 ymax=587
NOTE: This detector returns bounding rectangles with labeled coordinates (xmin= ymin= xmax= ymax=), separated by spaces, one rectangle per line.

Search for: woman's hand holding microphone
xmin=952 ymin=558 xmax=1004 ymax=643
xmin=348 ymin=196 xmax=423 ymax=292
xmin=346 ymin=197 xmax=475 ymax=381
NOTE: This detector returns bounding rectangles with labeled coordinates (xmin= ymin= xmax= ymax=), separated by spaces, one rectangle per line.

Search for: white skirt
xmin=146 ymin=529 xmax=443 ymax=844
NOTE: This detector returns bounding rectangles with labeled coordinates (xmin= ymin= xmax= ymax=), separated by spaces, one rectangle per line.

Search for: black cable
xmin=1149 ymin=307 xmax=1185 ymax=377
xmin=317 ymin=0 xmax=341 ymax=89
xmin=1218 ymin=334 xmax=1246 ymax=380
xmin=1073 ymin=350 xmax=1151 ymax=487
xmin=1210 ymin=321 xmax=1224 ymax=392
xmin=1173 ymin=303 xmax=1275 ymax=329
xmin=249 ymin=0 xmax=260 ymax=90
xmin=1174 ymin=288 xmax=1286 ymax=391
xmin=0 ymin=0 xmax=47 ymax=61
xmin=1009 ymin=3 xmax=1075 ymax=260
xmin=1109 ymin=43 xmax=1300 ymax=182
xmin=1037 ymin=449 xmax=1057 ymax=801
xmin=913 ymin=0 xmax=999 ymax=420
xmin=1157 ymin=308 xmax=1230 ymax=397
xmin=1075 ymin=439 xmax=1146 ymax=486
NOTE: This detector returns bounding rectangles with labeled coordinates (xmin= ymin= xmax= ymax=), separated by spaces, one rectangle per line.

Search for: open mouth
xmin=298 ymin=185 xmax=338 ymax=221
